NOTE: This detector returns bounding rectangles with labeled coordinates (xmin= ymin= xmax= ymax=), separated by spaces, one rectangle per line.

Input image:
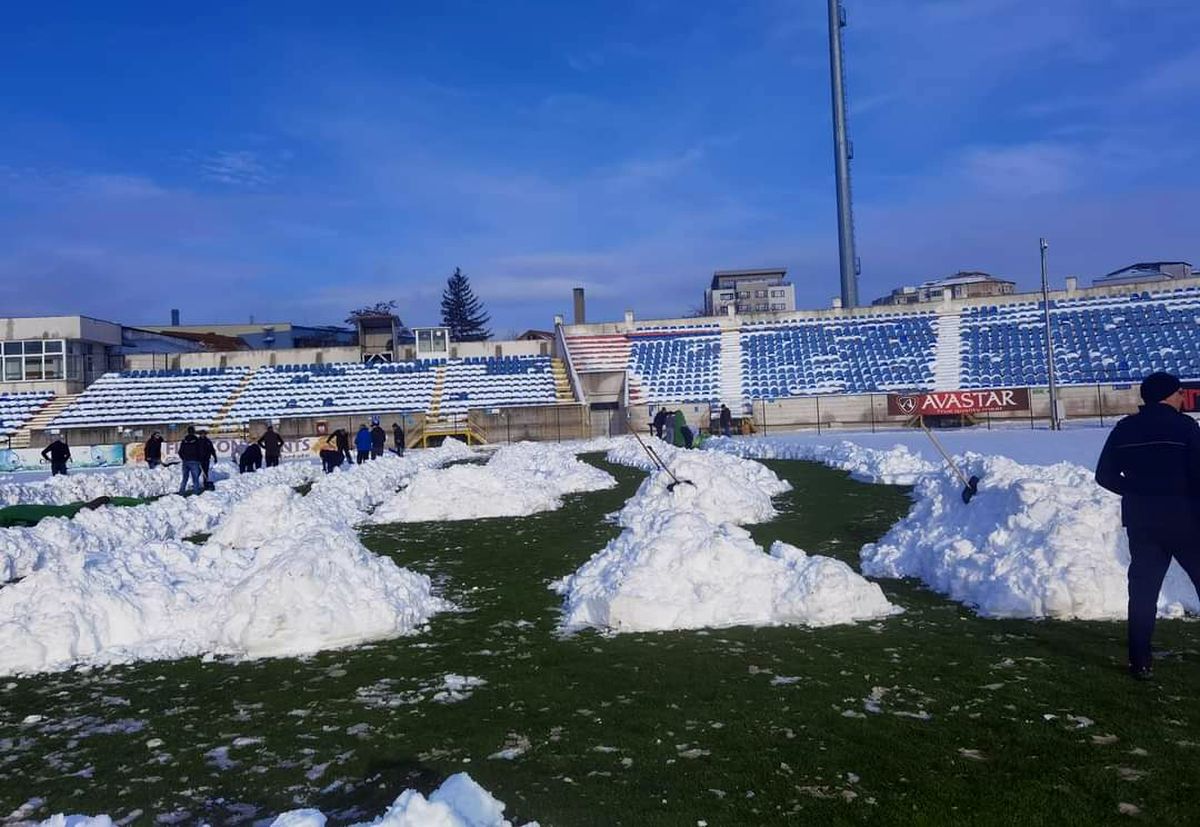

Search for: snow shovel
xmin=629 ymin=421 xmax=693 ymax=491
xmin=919 ymin=418 xmax=980 ymax=504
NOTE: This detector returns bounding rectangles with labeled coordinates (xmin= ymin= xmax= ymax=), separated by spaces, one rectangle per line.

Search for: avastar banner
xmin=887 ymin=388 xmax=1031 ymax=416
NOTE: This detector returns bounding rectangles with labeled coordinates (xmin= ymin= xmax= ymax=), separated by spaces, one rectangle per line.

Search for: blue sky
xmin=1 ymin=0 xmax=1197 ymax=333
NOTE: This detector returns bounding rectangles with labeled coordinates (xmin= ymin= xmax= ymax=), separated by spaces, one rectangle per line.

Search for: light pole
xmin=1040 ymin=237 xmax=1061 ymax=430
xmin=828 ymin=0 xmax=860 ymax=308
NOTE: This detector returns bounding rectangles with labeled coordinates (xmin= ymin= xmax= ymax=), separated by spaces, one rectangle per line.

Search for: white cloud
xmin=959 ymin=143 xmax=1083 ymax=196
xmin=200 ymin=150 xmax=271 ymax=187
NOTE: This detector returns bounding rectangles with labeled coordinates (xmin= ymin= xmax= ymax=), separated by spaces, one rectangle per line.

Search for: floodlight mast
xmin=828 ymin=0 xmax=860 ymax=308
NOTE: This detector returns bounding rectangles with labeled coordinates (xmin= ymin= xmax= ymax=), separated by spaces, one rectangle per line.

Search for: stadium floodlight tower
xmin=828 ymin=0 xmax=860 ymax=308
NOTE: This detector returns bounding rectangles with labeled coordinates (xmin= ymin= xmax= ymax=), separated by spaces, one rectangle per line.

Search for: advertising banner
xmin=1181 ymin=382 xmax=1200 ymax=413
xmin=0 ymin=444 xmax=126 ymax=473
xmin=125 ymin=436 xmax=322 ymax=465
xmin=887 ymin=388 xmax=1031 ymax=417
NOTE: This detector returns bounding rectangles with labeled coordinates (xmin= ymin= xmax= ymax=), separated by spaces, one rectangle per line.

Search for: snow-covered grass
xmin=5 ymin=455 xmax=1198 ymax=825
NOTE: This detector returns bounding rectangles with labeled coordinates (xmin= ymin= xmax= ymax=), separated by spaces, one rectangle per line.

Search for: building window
xmin=770 ymin=289 xmax=784 ymax=298
xmin=0 ymin=339 xmax=69 ymax=381
xmin=720 ymin=292 xmax=734 ymax=300
xmin=754 ymin=290 xmax=767 ymax=298
xmin=736 ymin=291 xmax=750 ymax=299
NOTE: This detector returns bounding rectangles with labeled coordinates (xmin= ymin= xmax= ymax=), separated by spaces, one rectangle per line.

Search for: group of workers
xmin=651 ymin=404 xmax=746 ymax=448
xmin=319 ymin=421 xmax=405 ymax=473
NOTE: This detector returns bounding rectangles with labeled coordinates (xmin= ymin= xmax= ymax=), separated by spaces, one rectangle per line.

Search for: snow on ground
xmin=705 ymin=424 xmax=1113 ymax=481
xmin=705 ymin=435 xmax=935 ymax=485
xmin=0 ymin=462 xmax=198 ymax=506
xmin=35 ymin=772 xmax=534 ymax=827
xmin=370 ymin=441 xmax=615 ymax=523
xmin=860 ymin=453 xmax=1200 ymax=620
xmin=554 ymin=437 xmax=900 ymax=633
xmin=0 ymin=445 xmax=475 ymax=676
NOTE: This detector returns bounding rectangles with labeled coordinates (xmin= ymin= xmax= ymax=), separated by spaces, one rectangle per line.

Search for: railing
xmin=555 ymin=322 xmax=587 ymax=406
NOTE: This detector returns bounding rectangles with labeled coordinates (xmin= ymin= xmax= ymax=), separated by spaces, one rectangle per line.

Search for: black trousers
xmin=1126 ymin=524 xmax=1200 ymax=670
xmin=265 ymin=454 xmax=280 ymax=468
xmin=356 ymin=450 xmax=369 ymax=464
xmin=50 ymin=461 xmax=68 ymax=476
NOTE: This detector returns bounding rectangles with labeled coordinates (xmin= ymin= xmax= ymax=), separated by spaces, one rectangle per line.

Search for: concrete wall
xmin=124 ymin=346 xmax=364 ymax=371
xmin=0 ymin=379 xmax=79 ymax=395
xmin=0 ymin=316 xmax=122 ymax=344
xmin=619 ymin=384 xmax=1144 ymax=437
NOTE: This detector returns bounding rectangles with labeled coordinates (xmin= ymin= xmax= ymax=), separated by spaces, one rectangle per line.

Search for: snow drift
xmin=36 ymin=772 xmax=534 ymax=827
xmin=703 ymin=436 xmax=935 ymax=485
xmin=861 ymin=454 xmax=1200 ymax=619
xmin=556 ymin=437 xmax=900 ymax=632
xmin=0 ymin=445 xmax=475 ymax=676
xmin=370 ymin=441 xmax=614 ymax=523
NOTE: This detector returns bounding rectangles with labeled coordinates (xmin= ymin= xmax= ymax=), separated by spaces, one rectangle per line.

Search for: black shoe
xmin=1128 ymin=665 xmax=1153 ymax=682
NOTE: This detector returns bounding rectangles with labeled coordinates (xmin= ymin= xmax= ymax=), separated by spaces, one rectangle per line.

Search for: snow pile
xmin=0 ymin=445 xmax=478 ymax=676
xmin=37 ymin=772 xmax=535 ymax=827
xmin=555 ymin=443 xmax=899 ymax=632
xmin=704 ymin=436 xmax=935 ymax=485
xmin=370 ymin=441 xmax=614 ymax=523
xmin=0 ymin=461 xmax=318 ymax=583
xmin=0 ymin=463 xmax=197 ymax=506
xmin=860 ymin=454 xmax=1200 ymax=619
xmin=0 ymin=485 xmax=449 ymax=675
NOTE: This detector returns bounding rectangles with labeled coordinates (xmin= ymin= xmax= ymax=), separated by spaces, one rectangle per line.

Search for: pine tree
xmin=440 ymin=268 xmax=491 ymax=341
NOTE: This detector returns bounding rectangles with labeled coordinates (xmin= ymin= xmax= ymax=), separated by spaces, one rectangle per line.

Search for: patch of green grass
xmin=0 ymin=496 xmax=158 ymax=528
xmin=1 ymin=457 xmax=1197 ymax=825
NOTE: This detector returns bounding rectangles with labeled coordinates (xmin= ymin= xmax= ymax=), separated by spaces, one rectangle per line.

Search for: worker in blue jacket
xmin=1096 ymin=372 xmax=1200 ymax=680
xmin=354 ymin=424 xmax=373 ymax=464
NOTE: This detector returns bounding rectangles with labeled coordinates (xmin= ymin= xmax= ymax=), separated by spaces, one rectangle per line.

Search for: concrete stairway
xmin=209 ymin=367 xmax=259 ymax=433
xmin=718 ymin=328 xmax=748 ymax=413
xmin=933 ymin=310 xmax=963 ymax=390
xmin=551 ymin=358 xmax=574 ymax=402
xmin=9 ymin=394 xmax=78 ymax=448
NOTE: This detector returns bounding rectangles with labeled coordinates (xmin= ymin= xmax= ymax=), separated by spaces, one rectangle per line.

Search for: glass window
xmin=66 ymin=355 xmax=82 ymax=380
xmin=24 ymin=340 xmax=43 ymax=354
xmin=24 ymin=355 xmax=43 ymax=380
xmin=43 ymin=355 xmax=63 ymax=379
xmin=2 ymin=341 xmax=20 ymax=355
xmin=44 ymin=340 xmax=63 ymax=353
xmin=3 ymin=357 xmax=21 ymax=381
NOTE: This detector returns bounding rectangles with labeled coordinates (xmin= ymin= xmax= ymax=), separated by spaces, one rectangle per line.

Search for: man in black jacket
xmin=370 ymin=422 xmax=387 ymax=459
xmin=258 ymin=425 xmax=285 ymax=468
xmin=144 ymin=432 xmax=164 ymax=468
xmin=41 ymin=437 xmax=71 ymax=476
xmin=1096 ymin=372 xmax=1200 ymax=680
xmin=177 ymin=426 xmax=204 ymax=495
xmin=198 ymin=430 xmax=218 ymax=485
xmin=334 ymin=429 xmax=352 ymax=464
xmin=392 ymin=421 xmax=405 ymax=456
xmin=652 ymin=408 xmax=668 ymax=439
xmin=238 ymin=441 xmax=263 ymax=474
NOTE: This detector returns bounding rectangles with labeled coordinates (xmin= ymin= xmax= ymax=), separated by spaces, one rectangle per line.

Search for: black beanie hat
xmin=1140 ymin=372 xmax=1182 ymax=404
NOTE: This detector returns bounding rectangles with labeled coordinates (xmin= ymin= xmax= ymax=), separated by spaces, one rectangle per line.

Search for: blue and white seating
xmin=226 ymin=361 xmax=438 ymax=422
xmin=51 ymin=369 xmax=247 ymax=428
xmin=959 ymin=287 xmax=1200 ymax=388
xmin=438 ymin=356 xmax=556 ymax=417
xmin=0 ymin=392 xmax=53 ymax=437
xmin=627 ymin=331 xmax=721 ymax=404
xmin=740 ymin=314 xmax=937 ymax=398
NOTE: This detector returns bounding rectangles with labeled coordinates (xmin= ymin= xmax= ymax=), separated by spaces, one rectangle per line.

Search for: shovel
xmin=630 ymin=419 xmax=694 ymax=491
xmin=919 ymin=418 xmax=980 ymax=504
